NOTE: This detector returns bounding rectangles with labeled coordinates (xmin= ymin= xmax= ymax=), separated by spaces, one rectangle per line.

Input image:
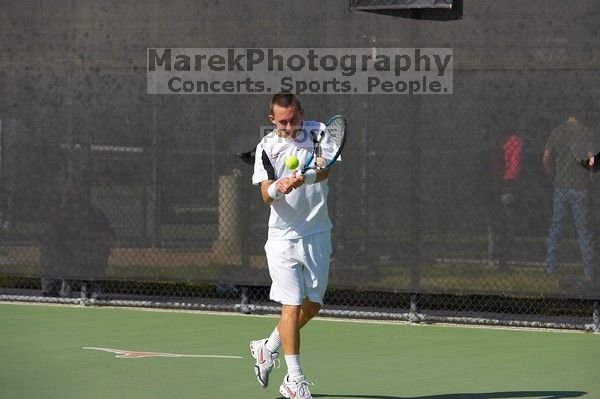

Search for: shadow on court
xmin=306 ymin=391 xmax=587 ymax=399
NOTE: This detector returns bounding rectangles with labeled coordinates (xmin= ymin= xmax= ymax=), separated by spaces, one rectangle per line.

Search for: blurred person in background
xmin=543 ymin=112 xmax=594 ymax=280
xmin=488 ymin=129 xmax=523 ymax=272
xmin=41 ymin=190 xmax=113 ymax=299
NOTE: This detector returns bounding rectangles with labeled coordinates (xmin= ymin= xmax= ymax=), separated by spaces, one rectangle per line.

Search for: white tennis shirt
xmin=252 ymin=120 xmax=339 ymax=240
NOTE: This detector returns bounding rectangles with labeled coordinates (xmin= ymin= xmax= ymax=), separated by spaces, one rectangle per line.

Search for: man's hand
xmin=275 ymin=177 xmax=296 ymax=194
xmin=289 ymin=171 xmax=305 ymax=189
xmin=542 ymin=149 xmax=553 ymax=176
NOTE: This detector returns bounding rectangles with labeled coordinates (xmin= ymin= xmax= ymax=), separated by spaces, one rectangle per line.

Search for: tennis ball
xmin=285 ymin=155 xmax=299 ymax=170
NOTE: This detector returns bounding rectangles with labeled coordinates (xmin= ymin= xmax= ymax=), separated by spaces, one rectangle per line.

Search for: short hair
xmin=269 ymin=92 xmax=302 ymax=115
xmin=564 ymin=106 xmax=584 ymax=121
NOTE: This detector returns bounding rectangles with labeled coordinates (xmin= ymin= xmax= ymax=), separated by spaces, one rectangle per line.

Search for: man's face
xmin=269 ymin=104 xmax=303 ymax=138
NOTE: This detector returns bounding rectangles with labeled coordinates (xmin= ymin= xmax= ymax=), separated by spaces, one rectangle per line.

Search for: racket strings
xmin=326 ymin=118 xmax=346 ymax=148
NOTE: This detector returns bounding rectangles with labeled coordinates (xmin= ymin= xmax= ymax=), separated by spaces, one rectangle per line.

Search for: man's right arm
xmin=259 ymin=178 xmax=296 ymax=206
xmin=543 ymin=129 xmax=556 ymax=175
xmin=253 ymin=141 xmax=278 ymax=205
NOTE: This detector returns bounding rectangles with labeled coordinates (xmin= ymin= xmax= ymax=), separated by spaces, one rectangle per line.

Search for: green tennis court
xmin=1 ymin=303 xmax=598 ymax=399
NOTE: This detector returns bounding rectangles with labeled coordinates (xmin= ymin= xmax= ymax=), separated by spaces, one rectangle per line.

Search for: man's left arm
xmin=315 ymin=169 xmax=330 ymax=183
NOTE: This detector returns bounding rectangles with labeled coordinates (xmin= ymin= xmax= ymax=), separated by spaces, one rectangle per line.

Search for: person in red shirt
xmin=489 ymin=131 xmax=523 ymax=271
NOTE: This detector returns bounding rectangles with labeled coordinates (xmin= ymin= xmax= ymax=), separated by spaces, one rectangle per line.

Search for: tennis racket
xmin=300 ymin=115 xmax=347 ymax=174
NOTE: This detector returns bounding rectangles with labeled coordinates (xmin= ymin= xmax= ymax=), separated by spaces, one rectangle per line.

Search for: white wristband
xmin=268 ymin=181 xmax=284 ymax=200
xmin=301 ymin=169 xmax=317 ymax=185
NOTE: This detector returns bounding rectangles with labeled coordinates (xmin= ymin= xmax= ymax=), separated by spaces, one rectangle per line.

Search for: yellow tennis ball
xmin=285 ymin=155 xmax=299 ymax=170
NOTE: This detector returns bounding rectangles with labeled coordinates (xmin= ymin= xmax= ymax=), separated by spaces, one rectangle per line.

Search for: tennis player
xmin=250 ymin=92 xmax=338 ymax=399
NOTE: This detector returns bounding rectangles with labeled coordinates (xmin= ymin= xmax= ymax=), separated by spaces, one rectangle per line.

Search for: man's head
xmin=565 ymin=108 xmax=584 ymax=124
xmin=268 ymin=92 xmax=303 ymax=138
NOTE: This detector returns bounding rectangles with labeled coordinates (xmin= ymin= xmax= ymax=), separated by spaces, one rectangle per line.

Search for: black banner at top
xmin=350 ymin=0 xmax=453 ymax=10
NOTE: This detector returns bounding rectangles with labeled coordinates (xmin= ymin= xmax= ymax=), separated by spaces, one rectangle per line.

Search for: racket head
xmin=321 ymin=115 xmax=347 ymax=169
xmin=300 ymin=115 xmax=347 ymax=173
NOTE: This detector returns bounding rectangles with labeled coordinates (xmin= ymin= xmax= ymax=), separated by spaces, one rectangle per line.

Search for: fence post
xmin=238 ymin=166 xmax=252 ymax=315
xmin=239 ymin=286 xmax=250 ymax=314
xmin=409 ymin=293 xmax=420 ymax=323
xmin=593 ymin=301 xmax=600 ymax=333
xmin=409 ymin=100 xmax=422 ymax=294
xmin=212 ymin=169 xmax=242 ymax=258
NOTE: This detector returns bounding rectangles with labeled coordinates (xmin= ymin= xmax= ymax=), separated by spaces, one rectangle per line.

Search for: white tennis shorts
xmin=264 ymin=229 xmax=332 ymax=306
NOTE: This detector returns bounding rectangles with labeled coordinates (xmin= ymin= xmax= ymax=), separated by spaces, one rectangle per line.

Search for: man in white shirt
xmin=250 ymin=92 xmax=338 ymax=399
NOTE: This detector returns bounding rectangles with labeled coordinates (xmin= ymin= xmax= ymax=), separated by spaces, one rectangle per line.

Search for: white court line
xmin=82 ymin=346 xmax=243 ymax=359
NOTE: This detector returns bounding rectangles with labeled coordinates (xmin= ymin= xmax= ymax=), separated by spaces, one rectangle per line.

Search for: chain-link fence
xmin=0 ymin=0 xmax=599 ymax=331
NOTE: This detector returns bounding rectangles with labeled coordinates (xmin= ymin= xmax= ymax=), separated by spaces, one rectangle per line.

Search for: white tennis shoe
xmin=279 ymin=373 xmax=314 ymax=399
xmin=249 ymin=339 xmax=279 ymax=388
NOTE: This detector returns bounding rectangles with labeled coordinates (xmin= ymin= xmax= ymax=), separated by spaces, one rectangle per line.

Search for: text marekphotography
xmin=147 ymin=48 xmax=453 ymax=95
